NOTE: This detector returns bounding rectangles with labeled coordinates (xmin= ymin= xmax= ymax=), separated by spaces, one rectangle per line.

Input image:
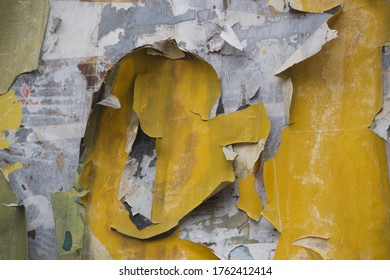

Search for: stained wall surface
xmin=1 ymin=0 xmax=389 ymax=260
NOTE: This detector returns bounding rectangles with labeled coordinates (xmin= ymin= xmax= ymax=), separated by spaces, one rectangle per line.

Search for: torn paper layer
xmin=292 ymin=236 xmax=329 ymax=260
xmin=1 ymin=0 xmax=344 ymax=259
xmin=275 ymin=20 xmax=338 ymax=74
xmin=0 ymin=171 xmax=28 ymax=259
xmin=79 ymin=40 xmax=271 ymax=245
xmin=371 ymin=46 xmax=390 ymax=141
xmin=220 ymin=23 xmax=244 ymax=51
xmin=0 ymin=0 xmax=49 ymax=94
xmin=263 ymin=1 xmax=390 ymax=259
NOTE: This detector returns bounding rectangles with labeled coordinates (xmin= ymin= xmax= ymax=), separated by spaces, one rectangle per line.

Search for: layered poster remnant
xmin=52 ymin=40 xmax=270 ymax=259
xmin=264 ymin=0 xmax=390 ymax=259
xmin=0 ymin=91 xmax=26 ymax=259
xmin=0 ymin=0 xmax=49 ymax=94
xmin=1 ymin=0 xmax=390 ymax=260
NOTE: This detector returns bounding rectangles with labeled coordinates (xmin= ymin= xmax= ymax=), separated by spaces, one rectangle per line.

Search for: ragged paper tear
xmin=222 ymin=145 xmax=238 ymax=161
xmin=275 ymin=20 xmax=338 ymax=75
xmin=233 ymin=140 xmax=267 ymax=179
xmin=263 ymin=1 xmax=390 ymax=259
xmin=147 ymin=38 xmax=186 ymax=59
xmin=211 ymin=10 xmax=244 ymax=52
xmin=118 ymin=152 xmax=156 ymax=221
xmin=231 ymin=112 xmax=270 ymax=221
xmin=220 ymin=23 xmax=244 ymax=51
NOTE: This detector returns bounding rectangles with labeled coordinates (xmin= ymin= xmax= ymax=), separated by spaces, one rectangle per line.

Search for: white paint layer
xmin=42 ymin=1 xmax=103 ymax=60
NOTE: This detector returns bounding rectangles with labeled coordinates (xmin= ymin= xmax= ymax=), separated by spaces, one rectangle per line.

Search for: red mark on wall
xmin=19 ymin=83 xmax=38 ymax=105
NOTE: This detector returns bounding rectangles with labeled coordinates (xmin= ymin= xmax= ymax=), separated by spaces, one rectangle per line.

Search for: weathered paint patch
xmin=292 ymin=236 xmax=329 ymax=260
xmin=264 ymin=0 xmax=390 ymax=259
xmin=275 ymin=17 xmax=338 ymax=74
xmin=179 ymin=183 xmax=279 ymax=259
xmin=0 ymin=171 xmax=28 ymax=259
xmin=236 ymin=174 xmax=263 ymax=221
xmin=42 ymin=1 xmax=102 ymax=60
xmin=289 ymin=0 xmax=342 ymax=12
xmin=0 ymin=0 xmax=49 ymax=94
xmin=233 ymin=140 xmax=269 ymax=221
xmin=0 ymin=91 xmax=22 ymax=149
xmin=51 ymin=187 xmax=87 ymax=258
xmin=371 ymin=46 xmax=390 ymax=141
xmin=228 ymin=245 xmax=254 ymax=260
xmin=78 ymin=41 xmax=270 ymax=258
xmin=2 ymin=0 xmax=349 ymax=259
xmin=80 ymin=41 xmax=265 ymax=258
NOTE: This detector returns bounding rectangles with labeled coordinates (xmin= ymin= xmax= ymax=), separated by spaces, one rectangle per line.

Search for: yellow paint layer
xmin=264 ymin=0 xmax=390 ymax=259
xmin=289 ymin=0 xmax=342 ymax=12
xmin=0 ymin=162 xmax=22 ymax=180
xmin=80 ymin=44 xmax=270 ymax=258
xmin=237 ymin=174 xmax=263 ymax=221
xmin=0 ymin=90 xmax=22 ymax=149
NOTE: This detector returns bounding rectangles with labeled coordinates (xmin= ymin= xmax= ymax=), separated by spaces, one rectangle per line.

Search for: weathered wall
xmin=1 ymin=0 xmax=389 ymax=260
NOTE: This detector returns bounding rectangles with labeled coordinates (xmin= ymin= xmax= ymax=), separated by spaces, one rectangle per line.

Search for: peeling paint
xmin=79 ymin=41 xmax=271 ymax=255
xmin=292 ymin=236 xmax=329 ymax=260
xmin=228 ymin=245 xmax=254 ymax=260
xmin=371 ymin=45 xmax=390 ymax=141
xmin=0 ymin=0 xmax=49 ymax=94
xmin=264 ymin=0 xmax=390 ymax=259
xmin=51 ymin=187 xmax=87 ymax=258
xmin=1 ymin=0 xmax=374 ymax=260
xmin=275 ymin=16 xmax=339 ymax=75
